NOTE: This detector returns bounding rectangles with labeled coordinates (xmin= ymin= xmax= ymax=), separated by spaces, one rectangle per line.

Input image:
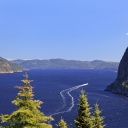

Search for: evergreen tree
xmin=74 ymin=90 xmax=92 ymax=128
xmin=57 ymin=117 xmax=68 ymax=128
xmin=0 ymin=73 xmax=53 ymax=128
xmin=92 ymin=103 xmax=105 ymax=128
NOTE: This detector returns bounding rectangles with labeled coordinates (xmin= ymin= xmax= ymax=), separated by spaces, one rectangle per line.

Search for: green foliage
xmin=122 ymin=80 xmax=128 ymax=88
xmin=0 ymin=73 xmax=53 ymax=128
xmin=0 ymin=73 xmax=106 ymax=128
xmin=57 ymin=117 xmax=68 ymax=128
xmin=122 ymin=79 xmax=128 ymax=94
xmin=74 ymin=90 xmax=93 ymax=128
xmin=92 ymin=103 xmax=105 ymax=128
xmin=74 ymin=90 xmax=105 ymax=128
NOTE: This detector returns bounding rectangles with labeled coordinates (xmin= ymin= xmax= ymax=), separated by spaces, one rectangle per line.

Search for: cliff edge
xmin=105 ymin=47 xmax=128 ymax=95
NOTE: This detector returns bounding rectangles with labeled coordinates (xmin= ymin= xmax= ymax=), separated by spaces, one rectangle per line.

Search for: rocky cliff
xmin=105 ymin=47 xmax=128 ymax=95
xmin=0 ymin=57 xmax=24 ymax=73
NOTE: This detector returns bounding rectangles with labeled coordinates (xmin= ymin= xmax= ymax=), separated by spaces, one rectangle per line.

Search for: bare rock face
xmin=105 ymin=47 xmax=128 ymax=95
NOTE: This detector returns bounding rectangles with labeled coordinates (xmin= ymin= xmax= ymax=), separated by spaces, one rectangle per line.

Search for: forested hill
xmin=0 ymin=57 xmax=24 ymax=73
xmin=11 ymin=59 xmax=119 ymax=70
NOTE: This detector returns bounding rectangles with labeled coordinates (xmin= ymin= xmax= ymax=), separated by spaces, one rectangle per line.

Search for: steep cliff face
xmin=105 ymin=47 xmax=128 ymax=94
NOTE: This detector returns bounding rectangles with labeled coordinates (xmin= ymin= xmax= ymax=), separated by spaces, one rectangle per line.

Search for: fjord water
xmin=0 ymin=69 xmax=128 ymax=128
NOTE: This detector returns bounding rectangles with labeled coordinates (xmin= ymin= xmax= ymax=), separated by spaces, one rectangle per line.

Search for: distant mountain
xmin=0 ymin=57 xmax=24 ymax=73
xmin=11 ymin=59 xmax=25 ymax=64
xmin=11 ymin=59 xmax=119 ymax=70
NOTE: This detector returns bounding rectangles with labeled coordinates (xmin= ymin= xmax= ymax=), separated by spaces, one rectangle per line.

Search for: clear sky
xmin=0 ymin=0 xmax=128 ymax=62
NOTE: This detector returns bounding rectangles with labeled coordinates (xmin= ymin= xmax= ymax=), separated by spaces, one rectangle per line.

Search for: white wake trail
xmin=49 ymin=83 xmax=127 ymax=117
xmin=50 ymin=83 xmax=88 ymax=116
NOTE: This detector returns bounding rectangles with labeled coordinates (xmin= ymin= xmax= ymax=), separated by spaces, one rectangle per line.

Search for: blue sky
xmin=0 ymin=0 xmax=128 ymax=62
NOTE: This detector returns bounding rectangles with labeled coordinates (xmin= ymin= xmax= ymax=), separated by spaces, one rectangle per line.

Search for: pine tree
xmin=92 ymin=103 xmax=105 ymax=128
xmin=0 ymin=73 xmax=53 ymax=128
xmin=57 ymin=117 xmax=68 ymax=128
xmin=74 ymin=90 xmax=92 ymax=128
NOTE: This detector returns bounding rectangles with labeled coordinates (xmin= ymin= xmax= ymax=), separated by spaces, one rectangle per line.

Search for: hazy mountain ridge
xmin=11 ymin=59 xmax=119 ymax=70
xmin=0 ymin=57 xmax=24 ymax=73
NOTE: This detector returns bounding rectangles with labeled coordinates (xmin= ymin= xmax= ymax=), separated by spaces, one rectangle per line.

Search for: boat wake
xmin=50 ymin=83 xmax=88 ymax=117
xmin=48 ymin=83 xmax=128 ymax=125
xmin=49 ymin=83 xmax=128 ymax=118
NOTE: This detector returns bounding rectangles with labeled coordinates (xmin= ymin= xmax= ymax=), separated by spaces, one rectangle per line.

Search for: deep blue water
xmin=0 ymin=69 xmax=128 ymax=128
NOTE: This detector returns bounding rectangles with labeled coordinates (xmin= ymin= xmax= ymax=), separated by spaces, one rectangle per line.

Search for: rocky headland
xmin=105 ymin=47 xmax=128 ymax=95
xmin=0 ymin=57 xmax=24 ymax=73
